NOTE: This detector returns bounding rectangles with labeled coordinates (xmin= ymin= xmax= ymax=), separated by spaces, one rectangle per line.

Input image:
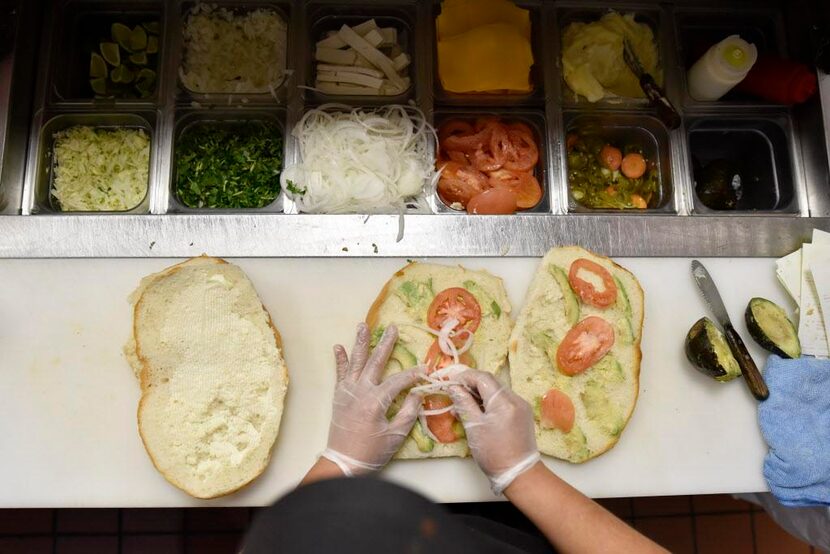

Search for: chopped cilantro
xmin=286 ymin=179 xmax=307 ymax=196
xmin=175 ymin=121 xmax=283 ymax=209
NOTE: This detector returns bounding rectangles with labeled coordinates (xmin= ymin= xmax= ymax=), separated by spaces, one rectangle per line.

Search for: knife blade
xmin=691 ymin=260 xmax=770 ymax=401
xmin=623 ymin=38 xmax=682 ymax=130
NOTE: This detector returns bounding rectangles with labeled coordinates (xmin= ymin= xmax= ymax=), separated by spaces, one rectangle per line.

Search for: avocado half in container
xmin=685 ymin=317 xmax=742 ymax=382
xmin=745 ymin=298 xmax=801 ymax=359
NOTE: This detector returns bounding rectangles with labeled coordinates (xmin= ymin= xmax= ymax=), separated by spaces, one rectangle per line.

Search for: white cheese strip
xmin=315 ymin=46 xmax=356 ymax=65
xmin=316 ymin=70 xmax=384 ymax=89
xmin=799 ymin=243 xmax=830 ymax=357
xmin=362 ymin=29 xmax=384 ymax=48
xmin=337 ymin=24 xmax=404 ymax=88
xmin=380 ymin=77 xmax=411 ymax=95
xmin=352 ymin=51 xmax=375 ymax=69
xmin=378 ymin=28 xmax=398 ymax=47
xmin=776 ymin=249 xmax=802 ymax=308
xmin=392 ymin=52 xmax=411 ymax=72
xmin=316 ymin=19 xmax=379 ymax=50
xmin=316 ymin=63 xmax=384 ymax=79
xmin=314 ymin=81 xmax=383 ymax=95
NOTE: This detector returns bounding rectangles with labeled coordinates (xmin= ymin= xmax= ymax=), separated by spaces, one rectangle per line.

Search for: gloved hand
xmin=321 ymin=323 xmax=423 ymax=476
xmin=448 ymin=369 xmax=541 ymax=495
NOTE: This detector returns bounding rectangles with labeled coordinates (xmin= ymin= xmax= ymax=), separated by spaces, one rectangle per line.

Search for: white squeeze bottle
xmin=687 ymin=35 xmax=758 ymax=101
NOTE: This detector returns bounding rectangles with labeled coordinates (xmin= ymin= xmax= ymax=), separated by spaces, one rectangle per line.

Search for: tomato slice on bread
xmin=427 ymin=287 xmax=482 ymax=338
xmin=568 ymin=258 xmax=618 ymax=308
xmin=424 ymin=394 xmax=458 ymax=443
xmin=540 ymin=389 xmax=575 ymax=433
xmin=556 ymin=316 xmax=615 ymax=376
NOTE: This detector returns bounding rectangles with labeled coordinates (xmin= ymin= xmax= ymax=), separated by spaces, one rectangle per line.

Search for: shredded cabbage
xmin=180 ymin=5 xmax=287 ymax=94
xmin=281 ymin=104 xmax=437 ymax=214
xmin=51 ymin=126 xmax=150 ymax=212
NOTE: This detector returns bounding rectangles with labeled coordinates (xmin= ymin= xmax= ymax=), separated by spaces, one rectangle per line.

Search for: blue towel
xmin=759 ymin=355 xmax=830 ymax=507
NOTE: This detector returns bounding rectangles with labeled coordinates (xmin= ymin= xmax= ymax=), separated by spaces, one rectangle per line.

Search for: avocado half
xmin=745 ymin=297 xmax=801 ymax=359
xmin=685 ymin=317 xmax=741 ymax=382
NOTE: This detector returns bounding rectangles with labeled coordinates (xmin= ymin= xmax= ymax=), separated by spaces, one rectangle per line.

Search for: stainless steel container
xmin=30 ymin=111 xmax=157 ymax=214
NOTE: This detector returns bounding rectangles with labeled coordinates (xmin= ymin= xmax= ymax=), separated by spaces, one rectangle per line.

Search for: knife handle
xmin=639 ymin=75 xmax=682 ymax=130
xmin=723 ymin=324 xmax=769 ymax=401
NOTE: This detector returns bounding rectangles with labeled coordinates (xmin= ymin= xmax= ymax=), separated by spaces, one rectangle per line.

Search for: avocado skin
xmin=685 ymin=317 xmax=741 ymax=382
xmin=744 ymin=298 xmax=801 ymax=359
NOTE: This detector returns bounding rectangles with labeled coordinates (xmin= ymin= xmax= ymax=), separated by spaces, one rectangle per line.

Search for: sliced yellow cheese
xmin=437 ymin=0 xmax=531 ymax=41
xmin=437 ymin=23 xmax=533 ymax=93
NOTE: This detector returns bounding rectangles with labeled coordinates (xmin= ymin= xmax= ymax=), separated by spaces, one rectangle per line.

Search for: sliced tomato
xmin=425 ymin=340 xmax=476 ymax=374
xmin=503 ymin=127 xmax=539 ymax=172
xmin=568 ymin=258 xmax=618 ymax=308
xmin=540 ymin=389 xmax=575 ymax=432
xmin=424 ymin=394 xmax=458 ymax=443
xmin=471 ymin=147 xmax=504 ymax=172
xmin=446 ymin=150 xmax=468 ymax=164
xmin=438 ymin=119 xmax=473 ymax=143
xmin=437 ymin=162 xmax=488 ymax=207
xmin=475 ymin=116 xmax=500 ymax=132
xmin=487 ymin=124 xmax=511 ymax=169
xmin=427 ymin=287 xmax=482 ymax=338
xmin=488 ymin=169 xmax=543 ymax=209
xmin=467 ymin=188 xmax=518 ymax=215
xmin=556 ymin=316 xmax=615 ymax=376
xmin=443 ymin=125 xmax=492 ymax=153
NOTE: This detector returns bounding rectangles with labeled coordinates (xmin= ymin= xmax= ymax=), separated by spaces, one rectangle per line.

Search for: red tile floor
xmin=0 ymin=495 xmax=820 ymax=554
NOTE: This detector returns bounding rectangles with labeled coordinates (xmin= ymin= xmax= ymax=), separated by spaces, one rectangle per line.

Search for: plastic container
xmin=305 ymin=4 xmax=416 ymax=106
xmin=169 ymin=109 xmax=286 ymax=213
xmin=432 ymin=110 xmax=551 ymax=214
xmin=563 ymin=112 xmax=674 ymax=213
xmin=555 ymin=4 xmax=668 ymax=109
xmin=31 ymin=112 xmax=156 ymax=214
xmin=175 ymin=1 xmax=292 ymax=106
xmin=687 ymin=117 xmax=798 ymax=214
xmin=48 ymin=0 xmax=165 ymax=105
xmin=432 ymin=2 xmax=544 ymax=107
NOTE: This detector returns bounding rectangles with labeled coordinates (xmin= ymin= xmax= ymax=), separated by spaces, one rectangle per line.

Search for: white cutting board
xmin=0 ymin=256 xmax=788 ymax=507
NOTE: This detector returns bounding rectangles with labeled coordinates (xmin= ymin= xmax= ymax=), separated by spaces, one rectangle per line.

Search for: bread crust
xmin=365 ymin=263 xmax=415 ymax=328
xmin=130 ymin=256 xmax=287 ymax=499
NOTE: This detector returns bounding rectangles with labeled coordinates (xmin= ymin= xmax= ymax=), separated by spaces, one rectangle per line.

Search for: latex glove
xmin=448 ymin=369 xmax=541 ymax=495
xmin=321 ymin=323 xmax=423 ymax=476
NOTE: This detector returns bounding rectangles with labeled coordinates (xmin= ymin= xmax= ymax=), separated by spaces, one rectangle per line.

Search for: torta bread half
xmin=509 ymin=246 xmax=643 ymax=463
xmin=366 ymin=262 xmax=513 ymax=459
xmin=125 ymin=256 xmax=288 ymax=498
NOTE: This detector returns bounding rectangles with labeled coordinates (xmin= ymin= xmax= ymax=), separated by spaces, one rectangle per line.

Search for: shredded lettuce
xmin=51 ymin=125 xmax=150 ymax=212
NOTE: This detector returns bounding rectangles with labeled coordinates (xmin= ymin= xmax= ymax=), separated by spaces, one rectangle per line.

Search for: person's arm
xmin=505 ymin=462 xmax=665 ymax=553
xmin=300 ymin=458 xmax=343 ymax=486
xmin=449 ymin=370 xmax=665 ymax=554
xmin=299 ymin=323 xmax=422 ymax=485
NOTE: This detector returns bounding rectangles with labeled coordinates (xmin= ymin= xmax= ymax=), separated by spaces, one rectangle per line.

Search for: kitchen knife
xmin=623 ymin=38 xmax=682 ymax=130
xmin=691 ymin=260 xmax=770 ymax=401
